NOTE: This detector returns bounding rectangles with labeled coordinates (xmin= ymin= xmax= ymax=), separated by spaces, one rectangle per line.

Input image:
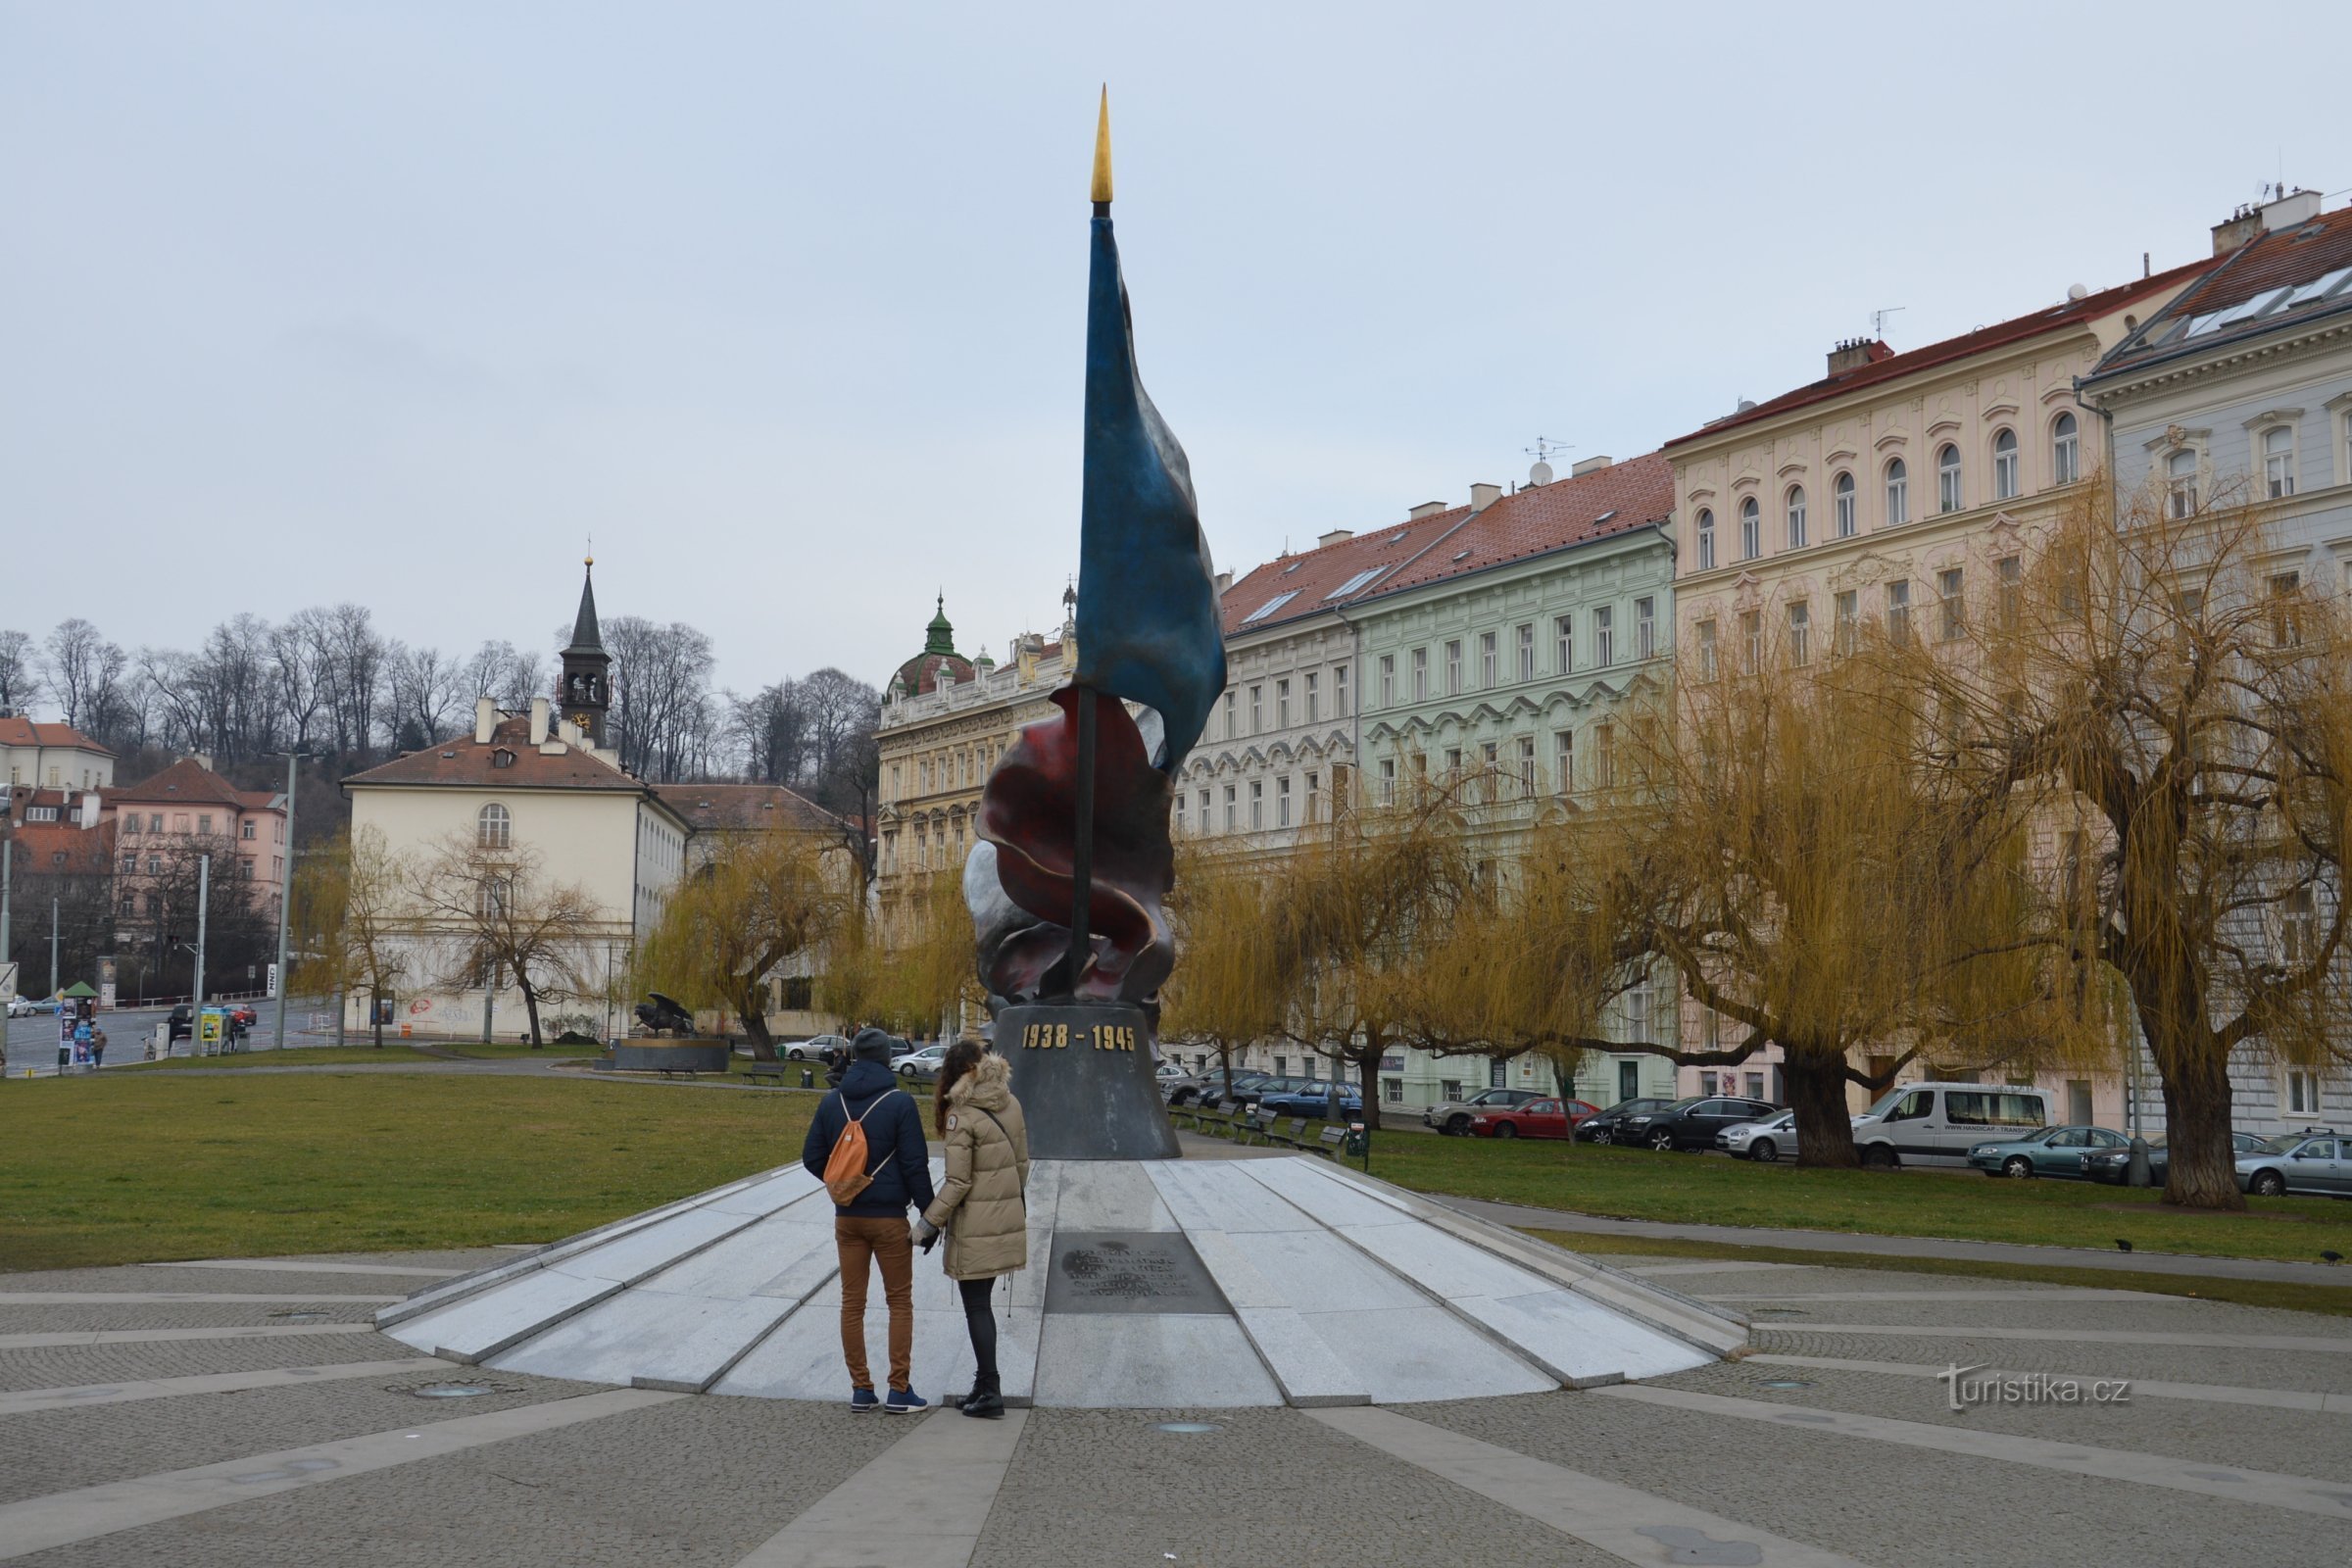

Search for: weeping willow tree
xmin=636 ymin=832 xmax=851 ymax=1058
xmin=1907 ymin=481 xmax=2352 ymax=1208
xmin=1258 ymin=775 xmax=1479 ymax=1129
xmin=848 ymin=865 xmax=982 ymax=1041
xmin=290 ymin=825 xmax=412 ymax=1047
xmin=1485 ymin=641 xmax=2071 ymax=1167
xmin=1161 ymin=842 xmax=1287 ymax=1101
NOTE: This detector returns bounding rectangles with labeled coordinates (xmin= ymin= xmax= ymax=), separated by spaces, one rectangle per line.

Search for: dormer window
xmin=492 ymin=749 xmax=516 ymax=768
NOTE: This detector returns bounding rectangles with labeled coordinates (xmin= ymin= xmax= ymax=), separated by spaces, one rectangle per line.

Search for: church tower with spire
xmin=560 ymin=557 xmax=612 ymax=748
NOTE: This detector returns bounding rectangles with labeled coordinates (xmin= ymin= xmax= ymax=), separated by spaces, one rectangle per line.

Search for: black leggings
xmin=957 ymin=1275 xmax=999 ymax=1382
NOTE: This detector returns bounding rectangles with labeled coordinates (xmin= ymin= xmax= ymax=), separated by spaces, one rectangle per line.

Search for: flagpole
xmin=1064 ymin=689 xmax=1097 ymax=993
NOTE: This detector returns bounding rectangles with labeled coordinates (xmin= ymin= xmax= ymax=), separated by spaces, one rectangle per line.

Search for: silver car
xmin=2235 ymin=1130 xmax=2350 ymax=1198
xmin=1715 ymin=1108 xmax=1797 ymax=1162
xmin=1425 ymin=1088 xmax=1544 ymax=1136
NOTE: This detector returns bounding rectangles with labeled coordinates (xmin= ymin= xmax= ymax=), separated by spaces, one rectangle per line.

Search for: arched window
xmin=1936 ymin=444 xmax=1963 ymax=513
xmin=477 ymin=803 xmax=511 ymax=850
xmin=2263 ymin=425 xmax=2296 ymax=499
xmin=2052 ymin=413 xmax=2080 ymax=485
xmin=1786 ymin=486 xmax=1808 ymax=550
xmin=1695 ymin=508 xmax=1716 ymax=570
xmin=476 ymin=875 xmax=510 ymax=920
xmin=2167 ymin=449 xmax=2199 ymax=518
xmin=1886 ymin=458 xmax=1909 ymax=525
xmin=1833 ymin=471 xmax=1857 ymax=537
xmin=1992 ymin=428 xmax=2019 ymax=501
xmin=1739 ymin=497 xmax=1761 ymax=560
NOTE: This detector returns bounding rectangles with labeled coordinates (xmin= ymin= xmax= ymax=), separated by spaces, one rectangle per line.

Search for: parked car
xmin=1716 ymin=1109 xmax=1797 ymax=1162
xmin=1256 ymin=1080 xmax=1362 ymax=1120
xmin=786 ymin=1034 xmax=850 ymax=1063
xmin=168 ymin=1004 xmax=194 ymax=1044
xmin=1424 ymin=1088 xmax=1544 ymax=1136
xmin=1166 ymin=1069 xmax=1263 ymax=1106
xmin=1966 ymin=1124 xmax=2130 ymax=1180
xmin=4 ymin=996 xmax=44 ymax=1018
xmin=1850 ymin=1083 xmax=2056 ymax=1169
xmin=1468 ymin=1097 xmax=1598 ymax=1140
xmin=2082 ymin=1131 xmax=2265 ymax=1185
xmin=1575 ymin=1097 xmax=1677 ymax=1145
xmin=1617 ymin=1096 xmax=1779 ymax=1152
xmin=892 ymin=1044 xmax=948 ymax=1081
xmin=2236 ymin=1131 xmax=2350 ymax=1198
xmin=225 ymin=1004 xmax=258 ymax=1029
xmin=1232 ymin=1074 xmax=1323 ymax=1109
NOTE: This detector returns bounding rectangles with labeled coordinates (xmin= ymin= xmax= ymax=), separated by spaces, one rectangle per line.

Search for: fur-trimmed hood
xmin=949 ymin=1051 xmax=1013 ymax=1110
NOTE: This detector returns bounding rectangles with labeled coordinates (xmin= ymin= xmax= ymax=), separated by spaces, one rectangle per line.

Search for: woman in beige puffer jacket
xmin=916 ymin=1042 xmax=1028 ymax=1418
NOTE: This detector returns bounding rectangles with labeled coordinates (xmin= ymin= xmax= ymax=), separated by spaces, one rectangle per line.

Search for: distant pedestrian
xmin=801 ymin=1027 xmax=936 ymax=1414
xmin=915 ymin=1032 xmax=1029 ymax=1419
xmin=89 ymin=1025 xmax=108 ymax=1069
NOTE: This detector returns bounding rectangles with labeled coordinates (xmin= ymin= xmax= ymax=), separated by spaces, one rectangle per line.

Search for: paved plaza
xmin=1 ymin=1239 xmax=2346 ymax=1566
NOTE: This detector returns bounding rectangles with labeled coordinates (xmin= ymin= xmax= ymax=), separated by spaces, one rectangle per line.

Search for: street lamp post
xmin=191 ymin=855 xmax=210 ymax=1052
xmin=269 ymin=752 xmax=307 ymax=1054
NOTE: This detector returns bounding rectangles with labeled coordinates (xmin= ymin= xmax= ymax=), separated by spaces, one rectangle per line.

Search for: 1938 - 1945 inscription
xmin=1017 ymin=1020 xmax=1141 ymax=1052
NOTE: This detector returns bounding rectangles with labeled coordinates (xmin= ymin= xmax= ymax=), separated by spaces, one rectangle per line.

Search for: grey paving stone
xmin=0 ymin=1369 xmax=598 ymax=1505
xmin=1412 ymin=1389 xmax=2344 ymax=1568
xmin=0 ymin=1331 xmax=418 ymax=1395
xmin=0 ymin=1301 xmax=381 ymax=1335
xmin=1756 ymin=1327 xmax=2352 ymax=1395
xmin=970 ymin=1406 xmax=1625 ymax=1568
xmin=11 ymin=1393 xmax=904 ymax=1568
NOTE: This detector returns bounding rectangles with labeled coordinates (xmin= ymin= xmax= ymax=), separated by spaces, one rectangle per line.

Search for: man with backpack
xmin=801 ymin=1028 xmax=937 ymax=1413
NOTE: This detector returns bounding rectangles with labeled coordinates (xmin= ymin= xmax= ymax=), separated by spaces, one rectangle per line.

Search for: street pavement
xmin=1 ymin=999 xmax=343 ymax=1079
xmin=0 ymin=1245 xmax=2347 ymax=1564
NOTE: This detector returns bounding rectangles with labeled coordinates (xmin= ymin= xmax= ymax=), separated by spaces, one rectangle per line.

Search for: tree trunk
xmin=1353 ymin=1053 xmax=1381 ymax=1131
xmin=739 ymin=995 xmax=777 ymax=1061
xmin=519 ymin=983 xmax=543 ymax=1047
xmin=1784 ymin=1051 xmax=1860 ymax=1168
xmin=2145 ymin=1008 xmax=2246 ymax=1210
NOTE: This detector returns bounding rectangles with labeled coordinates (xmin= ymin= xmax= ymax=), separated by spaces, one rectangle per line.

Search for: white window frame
xmin=1276 ymin=774 xmax=1292 ymax=828
xmin=1635 ymin=596 xmax=1656 ymax=660
xmin=1411 ymin=647 xmax=1429 ymax=700
xmin=1786 ymin=485 xmax=1807 ymax=550
xmin=2167 ymin=448 xmax=2199 ymax=518
xmin=1886 ymin=580 xmax=1912 ymax=646
xmin=1787 ymin=600 xmax=1810 ymax=666
xmin=1992 ymin=428 xmax=2019 ymax=500
xmin=1593 ymin=606 xmax=1614 ymax=665
xmin=1739 ymin=609 xmax=1761 ymax=674
xmin=1303 ymin=670 xmax=1319 ymax=722
xmin=1936 ymin=443 xmax=1963 ymax=514
xmin=1553 ymin=730 xmax=1575 ymax=794
xmin=477 ymin=803 xmax=512 ymax=850
xmin=1479 ymin=630 xmax=1498 ymax=689
xmin=1516 ymin=622 xmax=1536 ymax=681
xmin=1378 ymin=655 xmax=1395 ymax=708
xmin=1555 ymin=614 xmax=1574 ymax=673
xmin=2052 ymin=413 xmax=2081 ymax=486
xmin=1445 ymin=640 xmax=1463 ymax=696
xmin=1886 ymin=458 xmax=1909 ymax=525
xmin=2262 ymin=424 xmax=2296 ymax=499
xmin=1695 ymin=508 xmax=1716 ymax=569
xmin=1937 ymin=566 xmax=1964 ymax=641
xmin=1695 ymin=618 xmax=1717 ymax=680
xmin=1834 ymin=470 xmax=1857 ymax=537
xmin=1739 ymin=497 xmax=1761 ymax=560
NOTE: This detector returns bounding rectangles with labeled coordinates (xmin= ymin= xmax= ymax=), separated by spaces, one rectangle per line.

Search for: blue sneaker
xmin=884 ymin=1388 xmax=928 ymax=1414
xmin=849 ymin=1387 xmax=879 ymax=1413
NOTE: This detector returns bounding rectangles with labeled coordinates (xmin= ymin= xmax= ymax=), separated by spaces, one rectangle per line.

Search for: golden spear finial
xmin=1091 ymin=85 xmax=1113 ymax=206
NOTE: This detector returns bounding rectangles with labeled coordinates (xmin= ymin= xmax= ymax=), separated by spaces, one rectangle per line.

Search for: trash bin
xmin=801 ymin=1068 xmax=814 ymax=1089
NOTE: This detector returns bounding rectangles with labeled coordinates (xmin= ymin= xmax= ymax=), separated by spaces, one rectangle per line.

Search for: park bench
xmin=739 ymin=1062 xmax=793 ymax=1086
xmin=1317 ymin=1125 xmax=1348 ymax=1159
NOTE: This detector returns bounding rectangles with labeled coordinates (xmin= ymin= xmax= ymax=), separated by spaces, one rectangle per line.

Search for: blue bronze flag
xmin=1075 ymin=149 xmax=1225 ymax=775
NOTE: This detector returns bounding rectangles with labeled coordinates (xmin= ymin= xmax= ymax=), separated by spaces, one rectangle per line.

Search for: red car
xmin=1469 ymin=1097 xmax=1599 ymax=1139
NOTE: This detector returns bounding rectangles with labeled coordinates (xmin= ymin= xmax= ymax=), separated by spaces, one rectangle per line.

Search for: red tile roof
xmin=0 ymin=715 xmax=112 ymax=756
xmin=1374 ymin=454 xmax=1673 ymax=595
xmin=653 ymin=782 xmax=847 ymax=835
xmin=343 ymin=716 xmax=648 ymax=793
xmin=2091 ymin=204 xmax=2352 ymax=379
xmin=1221 ymin=506 xmax=1472 ymax=638
xmin=9 ymin=819 xmax=116 ymax=875
xmin=1668 ymin=258 xmax=2219 ymax=448
xmin=108 ymin=759 xmax=257 ymax=809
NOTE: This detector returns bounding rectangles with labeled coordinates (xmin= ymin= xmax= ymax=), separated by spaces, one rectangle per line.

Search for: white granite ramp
xmin=376 ymin=1153 xmax=1745 ymax=1406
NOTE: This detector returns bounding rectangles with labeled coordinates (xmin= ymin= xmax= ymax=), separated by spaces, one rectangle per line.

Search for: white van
xmin=1851 ymin=1082 xmax=2054 ymax=1169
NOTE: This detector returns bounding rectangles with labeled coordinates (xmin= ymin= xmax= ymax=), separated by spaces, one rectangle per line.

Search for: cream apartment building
xmin=1664 ymin=260 xmax=2214 ymax=1114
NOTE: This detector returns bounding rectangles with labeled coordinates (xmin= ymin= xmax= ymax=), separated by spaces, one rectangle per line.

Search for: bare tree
xmin=388 ymin=642 xmax=466 ymax=750
xmin=43 ymin=619 xmax=125 ymax=733
xmin=603 ymin=616 xmax=716 ymax=780
xmin=410 ymin=833 xmax=607 ymax=1046
xmin=462 ymin=639 xmax=544 ymax=710
xmin=0 ymin=628 xmax=40 ymax=712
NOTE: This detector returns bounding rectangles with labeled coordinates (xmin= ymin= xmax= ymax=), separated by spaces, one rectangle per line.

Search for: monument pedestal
xmin=999 ymin=1000 xmax=1179 ymax=1161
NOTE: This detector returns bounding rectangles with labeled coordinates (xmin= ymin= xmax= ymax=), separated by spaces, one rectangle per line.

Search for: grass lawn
xmin=1353 ymin=1127 xmax=2352 ymax=1266
xmin=114 ymin=1042 xmax=606 ymax=1071
xmin=1543 ymin=1231 xmax=2352 ymax=1319
xmin=0 ymin=1072 xmax=806 ymax=1271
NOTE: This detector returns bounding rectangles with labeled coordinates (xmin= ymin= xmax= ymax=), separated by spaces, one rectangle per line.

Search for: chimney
xmin=1827 ymin=337 xmax=1891 ymax=375
xmin=1469 ymin=482 xmax=1502 ymax=513
xmin=2212 ymin=186 xmax=2325 ymax=255
xmin=474 ymin=696 xmax=497 ymax=745
xmin=1317 ymin=527 xmax=1354 ymax=547
xmin=1213 ymin=570 xmax=1233 ymax=594
xmin=1570 ymin=455 xmax=1614 ymax=477
xmin=1409 ymin=501 xmax=1448 ymax=519
xmin=529 ymin=698 xmax=551 ymax=746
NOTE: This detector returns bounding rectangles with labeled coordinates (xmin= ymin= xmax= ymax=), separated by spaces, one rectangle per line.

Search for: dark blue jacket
xmin=801 ymin=1059 xmax=937 ymax=1218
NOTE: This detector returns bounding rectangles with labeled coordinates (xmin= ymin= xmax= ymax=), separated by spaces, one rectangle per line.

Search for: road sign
xmin=199 ymin=1010 xmax=223 ymax=1044
xmin=267 ymin=962 xmax=280 ymax=1000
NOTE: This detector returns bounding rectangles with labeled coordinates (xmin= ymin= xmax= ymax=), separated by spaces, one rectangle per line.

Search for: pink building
xmin=103 ymin=758 xmax=290 ymax=926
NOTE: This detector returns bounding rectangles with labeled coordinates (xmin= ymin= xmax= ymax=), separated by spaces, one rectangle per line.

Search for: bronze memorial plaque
xmin=1045 ymin=1231 xmax=1229 ymax=1316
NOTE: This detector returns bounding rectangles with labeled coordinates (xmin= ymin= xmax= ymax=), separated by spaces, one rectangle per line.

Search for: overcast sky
xmin=7 ymin=2 xmax=2348 ymax=701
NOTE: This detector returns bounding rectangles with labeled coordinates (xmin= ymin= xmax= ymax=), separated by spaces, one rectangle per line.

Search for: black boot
xmin=959 ymin=1372 xmax=1004 ymax=1419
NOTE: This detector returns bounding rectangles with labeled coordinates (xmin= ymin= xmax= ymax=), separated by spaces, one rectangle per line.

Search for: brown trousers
xmin=835 ymin=1215 xmax=914 ymax=1393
